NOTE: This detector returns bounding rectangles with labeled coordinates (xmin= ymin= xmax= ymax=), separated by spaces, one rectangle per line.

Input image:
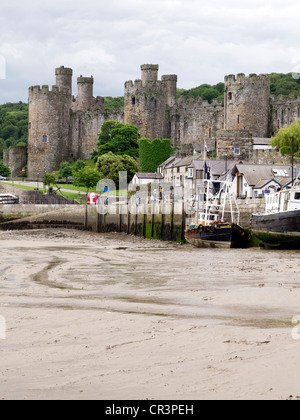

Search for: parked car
xmin=0 ymin=176 xmax=7 ymax=181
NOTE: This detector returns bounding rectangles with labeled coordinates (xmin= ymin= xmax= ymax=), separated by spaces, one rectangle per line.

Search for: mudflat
xmin=0 ymin=229 xmax=300 ymax=400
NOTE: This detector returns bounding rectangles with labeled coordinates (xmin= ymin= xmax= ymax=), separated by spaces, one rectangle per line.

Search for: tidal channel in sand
xmin=1 ymin=229 xmax=300 ymax=400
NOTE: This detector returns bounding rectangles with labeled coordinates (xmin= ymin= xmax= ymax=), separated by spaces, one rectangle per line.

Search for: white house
xmin=131 ymin=172 xmax=163 ymax=186
xmin=231 ymin=164 xmax=297 ymax=198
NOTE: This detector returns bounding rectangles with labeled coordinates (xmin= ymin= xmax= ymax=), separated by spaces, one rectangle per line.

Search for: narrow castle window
xmin=208 ymin=128 xmax=212 ymax=138
xmin=28 ymin=122 xmax=32 ymax=130
xmin=131 ymin=97 xmax=136 ymax=105
xmin=228 ymin=92 xmax=233 ymax=101
xmin=237 ymin=115 xmax=240 ymax=125
xmin=42 ymin=135 xmax=48 ymax=144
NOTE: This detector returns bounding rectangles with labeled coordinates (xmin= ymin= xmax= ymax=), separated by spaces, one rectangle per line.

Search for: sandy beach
xmin=1 ymin=228 xmax=300 ymax=400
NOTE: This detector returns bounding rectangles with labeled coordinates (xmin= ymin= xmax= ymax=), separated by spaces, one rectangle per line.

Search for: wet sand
xmin=1 ymin=229 xmax=300 ymax=400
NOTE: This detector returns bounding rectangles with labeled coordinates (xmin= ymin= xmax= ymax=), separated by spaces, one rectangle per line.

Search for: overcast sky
xmin=0 ymin=0 xmax=300 ymax=103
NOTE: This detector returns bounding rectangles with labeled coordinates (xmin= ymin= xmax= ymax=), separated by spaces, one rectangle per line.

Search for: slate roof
xmin=135 ymin=173 xmax=163 ymax=179
xmin=235 ymin=164 xmax=292 ymax=187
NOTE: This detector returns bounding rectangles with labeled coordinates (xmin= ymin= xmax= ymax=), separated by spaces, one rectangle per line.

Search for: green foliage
xmin=92 ymin=121 xmax=140 ymax=161
xmin=43 ymin=172 xmax=56 ymax=186
xmin=59 ymin=161 xmax=73 ymax=179
xmin=0 ymin=161 xmax=11 ymax=177
xmin=139 ymin=138 xmax=175 ymax=172
xmin=103 ymin=97 xmax=124 ymax=113
xmin=280 ymin=146 xmax=292 ymax=156
xmin=0 ymin=103 xmax=28 ymax=159
xmin=96 ymin=151 xmax=139 ymax=187
xmin=269 ymin=73 xmax=300 ymax=97
xmin=177 ymin=83 xmax=225 ymax=103
xmin=72 ymin=159 xmax=87 ymax=173
xmin=271 ymin=119 xmax=300 ymax=154
xmin=73 ymin=167 xmax=101 ymax=191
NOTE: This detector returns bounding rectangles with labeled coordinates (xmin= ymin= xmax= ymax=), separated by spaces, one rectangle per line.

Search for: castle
xmin=7 ymin=64 xmax=300 ymax=179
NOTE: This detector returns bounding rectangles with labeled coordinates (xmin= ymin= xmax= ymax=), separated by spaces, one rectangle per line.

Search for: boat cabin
xmin=265 ymin=188 xmax=300 ymax=214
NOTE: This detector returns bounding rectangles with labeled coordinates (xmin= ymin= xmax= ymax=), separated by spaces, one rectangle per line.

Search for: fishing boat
xmin=185 ymin=179 xmax=248 ymax=248
xmin=251 ymin=181 xmax=300 ymax=249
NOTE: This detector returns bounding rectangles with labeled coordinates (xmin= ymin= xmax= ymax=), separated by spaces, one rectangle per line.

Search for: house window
xmin=42 ymin=135 xmax=48 ymax=143
xmin=234 ymin=146 xmax=240 ymax=156
xmin=188 ymin=168 xmax=194 ymax=178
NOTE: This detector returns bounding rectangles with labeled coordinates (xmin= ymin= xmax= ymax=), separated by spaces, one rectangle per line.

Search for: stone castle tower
xmin=224 ymin=73 xmax=270 ymax=137
xmin=28 ymin=67 xmax=73 ymax=179
xmin=124 ymin=65 xmax=177 ymax=140
xmin=24 ymin=64 xmax=300 ymax=180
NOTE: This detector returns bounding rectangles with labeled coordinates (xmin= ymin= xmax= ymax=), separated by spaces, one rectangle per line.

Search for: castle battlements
xmin=29 ymin=84 xmax=71 ymax=97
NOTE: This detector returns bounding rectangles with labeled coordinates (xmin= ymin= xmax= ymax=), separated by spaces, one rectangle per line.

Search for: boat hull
xmin=251 ymin=210 xmax=300 ymax=249
xmin=185 ymin=224 xmax=247 ymax=249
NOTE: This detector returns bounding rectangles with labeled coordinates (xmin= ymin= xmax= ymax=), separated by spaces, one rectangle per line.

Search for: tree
xmin=92 ymin=121 xmax=140 ymax=161
xmin=96 ymin=152 xmax=140 ymax=188
xmin=72 ymin=160 xmax=87 ymax=173
xmin=59 ymin=162 xmax=73 ymax=180
xmin=139 ymin=138 xmax=175 ymax=172
xmin=43 ymin=172 xmax=56 ymax=187
xmin=0 ymin=162 xmax=10 ymax=177
xmin=271 ymin=120 xmax=300 ymax=155
xmin=73 ymin=167 xmax=101 ymax=192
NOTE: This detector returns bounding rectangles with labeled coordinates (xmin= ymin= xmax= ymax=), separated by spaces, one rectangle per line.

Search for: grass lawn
xmin=3 ymin=182 xmax=83 ymax=203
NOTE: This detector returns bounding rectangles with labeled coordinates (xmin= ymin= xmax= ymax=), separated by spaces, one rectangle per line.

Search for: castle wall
xmin=270 ymin=95 xmax=300 ymax=135
xmin=3 ymin=149 xmax=9 ymax=168
xmin=169 ymin=97 xmax=224 ymax=148
xmin=70 ymin=109 xmax=124 ymax=160
xmin=5 ymin=146 xmax=27 ymax=177
xmin=224 ymin=73 xmax=270 ymax=137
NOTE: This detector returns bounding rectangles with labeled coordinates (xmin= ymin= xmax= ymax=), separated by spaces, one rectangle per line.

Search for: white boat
xmin=185 ymin=179 xmax=248 ymax=248
xmin=251 ymin=180 xmax=300 ymax=249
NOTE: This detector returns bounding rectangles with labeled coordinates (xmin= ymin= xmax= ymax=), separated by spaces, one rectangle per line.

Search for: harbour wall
xmin=0 ymin=198 xmax=265 ymax=235
xmin=84 ymin=203 xmax=187 ymax=243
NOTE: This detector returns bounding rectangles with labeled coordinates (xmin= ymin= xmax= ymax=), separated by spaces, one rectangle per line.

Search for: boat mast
xmin=292 ymin=136 xmax=295 ymax=187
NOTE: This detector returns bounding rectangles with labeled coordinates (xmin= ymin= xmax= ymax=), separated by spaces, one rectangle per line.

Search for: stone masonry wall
xmin=217 ymin=129 xmax=253 ymax=161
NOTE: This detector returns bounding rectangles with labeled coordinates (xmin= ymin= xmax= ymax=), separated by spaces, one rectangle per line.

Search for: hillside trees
xmin=0 ymin=103 xmax=28 ymax=159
